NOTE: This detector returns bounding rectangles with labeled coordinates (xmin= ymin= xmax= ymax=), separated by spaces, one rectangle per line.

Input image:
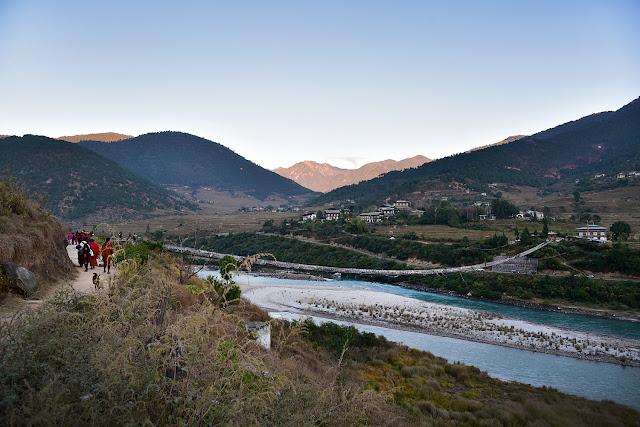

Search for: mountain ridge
xmin=79 ymin=131 xmax=315 ymax=200
xmin=0 ymin=135 xmax=195 ymax=222
xmin=273 ymin=155 xmax=430 ymax=192
xmin=311 ymin=96 xmax=640 ymax=206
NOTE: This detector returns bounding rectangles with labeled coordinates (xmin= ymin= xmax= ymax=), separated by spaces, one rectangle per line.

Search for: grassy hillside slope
xmin=0 ymin=177 xmax=74 ymax=297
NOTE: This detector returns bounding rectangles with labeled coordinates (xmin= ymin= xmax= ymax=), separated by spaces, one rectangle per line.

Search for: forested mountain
xmin=273 ymin=155 xmax=430 ymax=192
xmin=57 ymin=132 xmax=133 ymax=143
xmin=313 ymin=97 xmax=640 ymax=206
xmin=0 ymin=135 xmax=194 ymax=222
xmin=79 ymin=131 xmax=314 ymax=200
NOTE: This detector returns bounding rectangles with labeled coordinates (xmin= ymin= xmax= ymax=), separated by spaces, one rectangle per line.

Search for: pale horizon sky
xmin=1 ymin=1 xmax=639 ymax=169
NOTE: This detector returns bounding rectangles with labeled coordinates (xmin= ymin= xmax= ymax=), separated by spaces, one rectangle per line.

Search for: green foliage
xmin=541 ymin=217 xmax=549 ymax=238
xmin=610 ymin=221 xmax=631 ymax=241
xmin=491 ymin=199 xmax=519 ymax=218
xmin=302 ymin=320 xmax=391 ymax=363
xmin=389 ymin=271 xmax=640 ymax=309
xmin=344 ymin=217 xmax=368 ymax=233
xmin=0 ymin=176 xmax=30 ymax=216
xmin=194 ymin=232 xmax=409 ymax=270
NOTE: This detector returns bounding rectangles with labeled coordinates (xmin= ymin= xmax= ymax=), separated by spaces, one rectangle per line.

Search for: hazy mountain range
xmin=272 ymin=156 xmax=431 ymax=192
xmin=3 ymin=96 xmax=637 ymax=223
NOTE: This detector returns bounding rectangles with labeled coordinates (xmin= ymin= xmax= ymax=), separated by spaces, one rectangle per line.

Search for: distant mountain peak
xmin=57 ymin=132 xmax=133 ymax=143
xmin=273 ymin=155 xmax=431 ymax=192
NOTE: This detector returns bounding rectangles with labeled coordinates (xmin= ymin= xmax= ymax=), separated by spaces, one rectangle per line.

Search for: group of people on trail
xmin=68 ymin=230 xmax=93 ymax=245
xmin=75 ymin=237 xmax=114 ymax=274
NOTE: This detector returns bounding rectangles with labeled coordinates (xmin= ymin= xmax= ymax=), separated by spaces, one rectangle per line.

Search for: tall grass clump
xmin=0 ymin=244 xmax=403 ymax=425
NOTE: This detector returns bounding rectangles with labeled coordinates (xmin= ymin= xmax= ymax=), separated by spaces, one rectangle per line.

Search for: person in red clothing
xmin=101 ymin=237 xmax=114 ymax=274
xmin=89 ymin=238 xmax=100 ymax=270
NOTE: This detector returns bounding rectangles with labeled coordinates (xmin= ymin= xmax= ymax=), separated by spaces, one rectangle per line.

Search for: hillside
xmin=0 ymin=177 xmax=74 ymax=293
xmin=79 ymin=131 xmax=314 ymax=200
xmin=57 ymin=132 xmax=133 ymax=143
xmin=0 ymin=135 xmax=194 ymax=222
xmin=273 ymin=155 xmax=430 ymax=192
xmin=313 ymin=97 xmax=640 ymax=206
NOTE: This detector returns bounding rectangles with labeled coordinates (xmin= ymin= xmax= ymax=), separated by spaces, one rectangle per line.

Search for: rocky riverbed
xmin=241 ymin=282 xmax=640 ymax=367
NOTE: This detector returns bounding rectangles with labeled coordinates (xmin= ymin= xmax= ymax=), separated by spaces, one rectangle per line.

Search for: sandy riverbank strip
xmin=241 ymin=281 xmax=640 ymax=367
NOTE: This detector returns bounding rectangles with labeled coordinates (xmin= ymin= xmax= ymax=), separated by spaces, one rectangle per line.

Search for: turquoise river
xmin=201 ymin=271 xmax=640 ymax=410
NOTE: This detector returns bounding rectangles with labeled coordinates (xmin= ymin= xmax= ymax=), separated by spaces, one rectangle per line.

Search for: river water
xmin=200 ymin=271 xmax=640 ymax=410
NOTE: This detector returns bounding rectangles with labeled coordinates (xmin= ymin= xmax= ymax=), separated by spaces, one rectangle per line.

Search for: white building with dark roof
xmin=576 ymin=225 xmax=608 ymax=242
xmin=359 ymin=212 xmax=383 ymax=223
xmin=301 ymin=212 xmax=317 ymax=221
xmin=325 ymin=209 xmax=341 ymax=220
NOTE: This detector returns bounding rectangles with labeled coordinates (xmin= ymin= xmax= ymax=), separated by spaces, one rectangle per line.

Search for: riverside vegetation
xmin=184 ymin=229 xmax=640 ymax=312
xmin=1 ymin=242 xmax=639 ymax=425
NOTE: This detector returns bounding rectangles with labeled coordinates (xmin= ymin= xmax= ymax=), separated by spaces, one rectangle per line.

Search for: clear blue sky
xmin=1 ymin=0 xmax=638 ymax=169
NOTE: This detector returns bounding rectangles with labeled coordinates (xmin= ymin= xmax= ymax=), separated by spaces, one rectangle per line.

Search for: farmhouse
xmin=359 ymin=212 xmax=383 ymax=223
xmin=324 ymin=209 xmax=341 ymax=220
xmin=394 ymin=200 xmax=410 ymax=210
xmin=380 ymin=207 xmax=395 ymax=217
xmin=575 ymin=224 xmax=608 ymax=242
xmin=301 ymin=212 xmax=316 ymax=221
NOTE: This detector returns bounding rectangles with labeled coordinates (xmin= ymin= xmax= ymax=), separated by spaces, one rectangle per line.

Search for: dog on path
xmin=92 ymin=273 xmax=101 ymax=290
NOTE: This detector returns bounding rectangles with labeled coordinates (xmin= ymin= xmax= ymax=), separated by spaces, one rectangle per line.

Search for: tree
xmin=610 ymin=221 xmax=631 ymax=241
xmin=541 ymin=217 xmax=549 ymax=238
xmin=491 ymin=199 xmax=519 ymax=218
xmin=521 ymin=227 xmax=532 ymax=244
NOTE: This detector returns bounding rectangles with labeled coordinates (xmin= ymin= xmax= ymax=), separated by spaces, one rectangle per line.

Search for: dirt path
xmin=0 ymin=246 xmax=113 ymax=323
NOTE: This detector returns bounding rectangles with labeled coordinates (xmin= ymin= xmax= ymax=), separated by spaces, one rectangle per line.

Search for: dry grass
xmin=0 ymin=248 xmax=406 ymax=426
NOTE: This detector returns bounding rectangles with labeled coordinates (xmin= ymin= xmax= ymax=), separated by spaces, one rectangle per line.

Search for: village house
xmin=517 ymin=210 xmax=544 ymax=219
xmin=394 ymin=200 xmax=410 ymax=210
xmin=479 ymin=214 xmax=496 ymax=221
xmin=576 ymin=224 xmax=608 ymax=242
xmin=324 ymin=209 xmax=341 ymax=220
xmin=410 ymin=209 xmax=425 ymax=217
xmin=547 ymin=231 xmax=561 ymax=241
xmin=380 ymin=206 xmax=395 ymax=217
xmin=359 ymin=212 xmax=383 ymax=223
xmin=301 ymin=212 xmax=316 ymax=221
